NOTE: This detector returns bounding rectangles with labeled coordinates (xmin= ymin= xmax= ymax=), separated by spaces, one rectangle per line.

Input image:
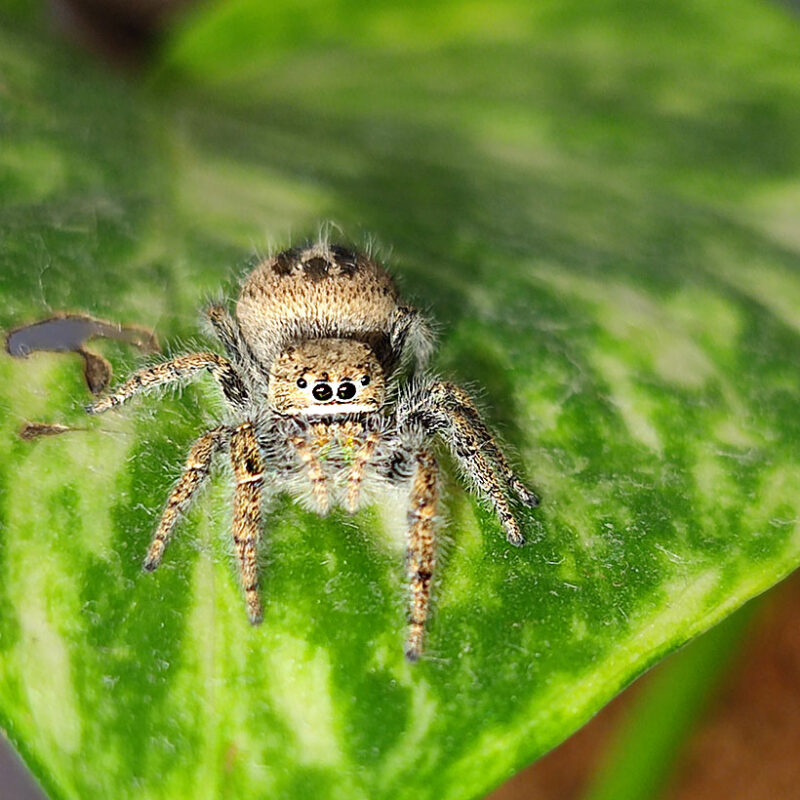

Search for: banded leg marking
xmin=144 ymin=425 xmax=228 ymax=571
xmin=345 ymin=430 xmax=380 ymax=512
xmin=230 ymin=422 xmax=264 ymax=624
xmin=433 ymin=382 xmax=538 ymax=508
xmin=405 ymin=449 xmax=439 ymax=662
xmin=87 ymin=352 xmax=248 ymax=415
xmin=205 ymin=304 xmax=262 ymax=387
xmin=449 ymin=407 xmax=525 ymax=546
xmin=205 ymin=305 xmax=243 ymax=360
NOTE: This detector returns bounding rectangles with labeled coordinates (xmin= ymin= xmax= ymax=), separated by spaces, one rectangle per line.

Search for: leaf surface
xmin=1 ymin=2 xmax=800 ymax=798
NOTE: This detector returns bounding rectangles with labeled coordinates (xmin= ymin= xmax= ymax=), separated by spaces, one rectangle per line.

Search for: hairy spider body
xmin=88 ymin=242 xmax=538 ymax=660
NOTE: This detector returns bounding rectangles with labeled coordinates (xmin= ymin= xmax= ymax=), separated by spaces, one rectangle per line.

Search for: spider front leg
xmin=433 ymin=383 xmax=540 ymax=509
xmin=144 ymin=425 xmax=229 ymax=571
xmin=205 ymin=304 xmax=264 ymax=389
xmin=205 ymin=304 xmax=247 ymax=360
xmin=398 ymin=381 xmax=537 ymax=546
xmin=404 ymin=448 xmax=439 ymax=662
xmin=230 ymin=421 xmax=265 ymax=624
xmin=87 ymin=352 xmax=249 ymax=415
xmin=451 ymin=414 xmax=524 ymax=545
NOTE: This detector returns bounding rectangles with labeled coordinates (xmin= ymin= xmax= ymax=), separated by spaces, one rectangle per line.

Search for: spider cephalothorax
xmin=87 ymin=241 xmax=538 ymax=660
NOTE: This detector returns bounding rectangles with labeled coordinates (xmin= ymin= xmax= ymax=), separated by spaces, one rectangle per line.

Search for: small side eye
xmin=296 ymin=378 xmax=308 ymax=388
xmin=361 ymin=376 xmax=371 ymax=386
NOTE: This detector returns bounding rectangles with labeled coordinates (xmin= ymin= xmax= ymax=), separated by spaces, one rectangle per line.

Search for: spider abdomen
xmin=236 ymin=244 xmax=400 ymax=367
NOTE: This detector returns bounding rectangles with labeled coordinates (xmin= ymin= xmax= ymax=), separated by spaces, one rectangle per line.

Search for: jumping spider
xmin=87 ymin=243 xmax=539 ymax=660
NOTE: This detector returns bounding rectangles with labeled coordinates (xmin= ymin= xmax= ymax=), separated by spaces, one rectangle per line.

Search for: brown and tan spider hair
xmin=86 ymin=241 xmax=539 ymax=660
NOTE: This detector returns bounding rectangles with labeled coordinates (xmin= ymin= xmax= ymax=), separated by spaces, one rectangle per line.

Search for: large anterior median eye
xmin=337 ymin=381 xmax=356 ymax=400
xmin=312 ymin=382 xmax=333 ymax=401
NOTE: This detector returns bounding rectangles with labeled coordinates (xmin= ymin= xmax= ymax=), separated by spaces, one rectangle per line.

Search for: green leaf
xmin=581 ymin=603 xmax=755 ymax=800
xmin=2 ymin=2 xmax=800 ymax=799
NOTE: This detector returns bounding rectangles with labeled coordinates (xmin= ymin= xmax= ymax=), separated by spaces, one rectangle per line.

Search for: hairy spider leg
xmin=289 ymin=435 xmax=330 ymax=512
xmin=345 ymin=430 xmax=380 ymax=512
xmin=230 ymin=422 xmax=264 ymax=625
xmin=405 ymin=449 xmax=439 ymax=661
xmin=86 ymin=352 xmax=249 ymax=414
xmin=447 ymin=405 xmax=525 ymax=546
xmin=432 ymin=382 xmax=539 ymax=508
xmin=400 ymin=381 xmax=531 ymax=546
xmin=144 ymin=425 xmax=229 ymax=571
xmin=205 ymin=304 xmax=264 ymax=389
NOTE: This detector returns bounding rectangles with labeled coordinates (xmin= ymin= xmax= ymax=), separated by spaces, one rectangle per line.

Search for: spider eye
xmin=361 ymin=375 xmax=370 ymax=386
xmin=312 ymin=382 xmax=333 ymax=402
xmin=296 ymin=377 xmax=308 ymax=389
xmin=337 ymin=381 xmax=356 ymax=401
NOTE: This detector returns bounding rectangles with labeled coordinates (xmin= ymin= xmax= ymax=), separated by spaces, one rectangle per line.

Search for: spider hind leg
xmin=87 ymin=352 xmax=249 ymax=415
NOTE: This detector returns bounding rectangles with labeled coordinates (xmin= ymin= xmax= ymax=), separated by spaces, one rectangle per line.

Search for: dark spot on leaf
xmin=6 ymin=313 xmax=158 ymax=357
xmin=80 ymin=348 xmax=112 ymax=394
xmin=5 ymin=313 xmax=159 ymax=394
xmin=18 ymin=422 xmax=76 ymax=441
